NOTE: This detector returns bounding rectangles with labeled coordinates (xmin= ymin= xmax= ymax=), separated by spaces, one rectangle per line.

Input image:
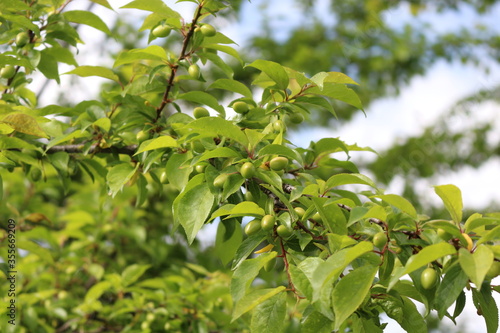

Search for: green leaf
xmin=215 ymin=218 xmax=243 ymax=266
xmin=250 ymin=292 xmax=287 ymax=333
xmin=435 ymin=264 xmax=469 ymax=319
xmin=166 ymin=152 xmax=192 ymax=191
xmin=84 ymin=281 xmax=111 ymax=303
xmin=196 ymin=146 xmax=242 ymax=162
xmin=434 ymin=184 xmax=463 ymax=224
xmin=476 ymin=225 xmax=500 ymax=246
xmin=399 ymin=296 xmax=427 ymax=333
xmin=1 ymin=113 xmax=48 ymax=138
xmin=106 ymin=163 xmax=138 ymax=197
xmin=211 ymin=201 xmax=265 ymax=220
xmin=325 ymin=173 xmax=376 ymax=190
xmin=209 ymin=79 xmax=253 ymax=98
xmin=388 ymin=243 xmax=457 ymax=290
xmin=114 ymin=45 xmax=168 ymax=67
xmin=64 ymin=66 xmax=120 ymax=83
xmin=38 ymin=49 xmax=60 ymax=82
xmin=301 ymin=310 xmax=334 ymax=333
xmin=257 ymin=144 xmax=301 ymax=162
xmin=247 ymin=59 xmax=289 ymax=90
xmin=231 ymin=252 xmax=277 ymax=301
xmin=232 ymin=232 xmax=268 ymax=270
xmin=310 ymin=72 xmax=359 ymax=90
xmin=458 ymin=246 xmax=494 ymax=290
xmin=63 ymin=10 xmax=112 ymax=35
xmin=309 ymin=82 xmax=364 ymax=110
xmin=186 ymin=117 xmax=248 ymax=146
xmin=332 ymin=265 xmax=377 ymax=329
xmin=315 ymin=138 xmax=349 ymax=156
xmin=89 ymin=0 xmax=113 ymax=10
xmin=372 ymin=194 xmax=418 ymax=219
xmin=312 ymin=242 xmax=373 ymax=302
xmin=175 ymin=183 xmax=214 ymax=244
xmin=121 ymin=264 xmax=151 ymax=287
xmin=135 ymin=136 xmax=178 ymax=154
xmin=17 ymin=240 xmax=54 ymax=264
xmin=472 ymin=285 xmax=499 ymax=333
xmin=120 ymin=0 xmax=180 ymax=18
xmin=178 ymin=91 xmax=225 ymax=115
xmin=313 ymin=197 xmax=347 ymax=235
xmin=231 ymin=286 xmax=286 ymax=322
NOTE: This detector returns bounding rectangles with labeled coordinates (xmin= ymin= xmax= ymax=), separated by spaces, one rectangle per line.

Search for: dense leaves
xmin=0 ymin=1 xmax=499 ymax=333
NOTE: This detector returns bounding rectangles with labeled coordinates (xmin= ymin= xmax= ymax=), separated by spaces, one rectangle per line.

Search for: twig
xmin=153 ymin=3 xmax=205 ymax=122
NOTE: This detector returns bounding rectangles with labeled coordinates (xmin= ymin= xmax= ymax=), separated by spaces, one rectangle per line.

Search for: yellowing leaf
xmin=1 ymin=113 xmax=48 ymax=138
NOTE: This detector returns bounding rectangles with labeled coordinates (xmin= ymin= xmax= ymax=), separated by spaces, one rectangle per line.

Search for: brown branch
xmin=153 ymin=3 xmax=205 ymax=122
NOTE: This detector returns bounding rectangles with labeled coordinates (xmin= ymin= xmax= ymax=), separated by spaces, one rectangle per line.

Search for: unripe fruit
xmin=244 ymin=191 xmax=254 ymax=202
xmin=261 ymin=215 xmax=276 ymax=231
xmin=152 ymin=24 xmax=171 ymax=38
xmin=195 ymin=163 xmax=207 ymax=173
xmin=213 ymin=174 xmax=228 ymax=188
xmin=437 ymin=228 xmax=452 ymax=241
xmin=15 ymin=32 xmax=29 ymax=47
xmin=245 ymin=219 xmax=261 ymax=236
xmin=0 ymin=65 xmax=16 ymax=79
xmin=289 ymin=112 xmax=304 ymax=124
xmin=277 ymin=225 xmax=292 ymax=238
xmin=486 ymin=261 xmax=500 ymax=280
xmin=232 ymin=101 xmax=249 ymax=114
xmin=264 ymin=258 xmax=276 ymax=272
xmin=269 ymin=156 xmax=288 ymax=171
xmin=160 ymin=171 xmax=168 ymax=184
xmin=200 ymin=24 xmax=216 ymax=37
xmin=30 ymin=168 xmax=42 ymax=182
xmin=272 ymin=120 xmax=284 ymax=132
xmin=193 ymin=106 xmax=209 ymax=118
xmin=421 ymin=267 xmax=438 ymax=289
xmin=312 ymin=212 xmax=322 ymax=221
xmin=188 ymin=64 xmax=200 ymax=79
xmin=373 ymin=232 xmax=388 ymax=248
xmin=462 ymin=233 xmax=473 ymax=251
xmin=294 ymin=207 xmax=305 ymax=219
xmin=136 ymin=130 xmax=149 ymax=142
xmin=240 ymin=162 xmax=255 ymax=179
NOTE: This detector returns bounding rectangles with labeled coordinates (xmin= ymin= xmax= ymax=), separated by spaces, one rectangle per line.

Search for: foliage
xmin=0 ymin=1 xmax=499 ymax=332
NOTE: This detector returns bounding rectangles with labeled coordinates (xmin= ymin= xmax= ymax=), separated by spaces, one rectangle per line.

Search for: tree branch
xmin=154 ymin=3 xmax=205 ymax=122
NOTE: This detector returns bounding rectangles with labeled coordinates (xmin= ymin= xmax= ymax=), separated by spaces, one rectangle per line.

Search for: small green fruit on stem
xmin=245 ymin=219 xmax=261 ymax=236
xmin=269 ymin=156 xmax=288 ymax=171
xmin=193 ymin=107 xmax=209 ymax=118
xmin=294 ymin=207 xmax=305 ymax=219
xmin=232 ymin=101 xmax=249 ymax=114
xmin=152 ymin=24 xmax=171 ymax=38
xmin=261 ymin=215 xmax=276 ymax=231
xmin=200 ymin=24 xmax=216 ymax=37
xmin=0 ymin=65 xmax=16 ymax=79
xmin=213 ymin=174 xmax=228 ymax=188
xmin=421 ymin=267 xmax=438 ymax=289
xmin=136 ymin=130 xmax=149 ymax=143
xmin=240 ymin=162 xmax=255 ymax=179
xmin=277 ymin=225 xmax=292 ymax=238
xmin=188 ymin=64 xmax=200 ymax=79
xmin=15 ymin=32 xmax=29 ymax=47
xmin=372 ymin=232 xmax=388 ymax=248
xmin=160 ymin=171 xmax=168 ymax=184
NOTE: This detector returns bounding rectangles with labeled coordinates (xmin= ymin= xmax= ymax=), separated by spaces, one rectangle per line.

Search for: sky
xmin=35 ymin=1 xmax=500 ymax=331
